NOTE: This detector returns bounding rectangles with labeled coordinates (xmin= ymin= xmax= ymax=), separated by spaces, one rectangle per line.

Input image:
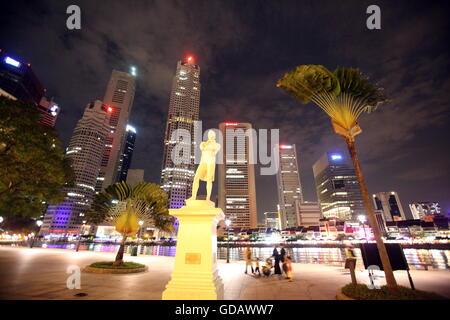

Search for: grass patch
xmin=89 ymin=261 xmax=146 ymax=269
xmin=342 ymin=283 xmax=447 ymax=300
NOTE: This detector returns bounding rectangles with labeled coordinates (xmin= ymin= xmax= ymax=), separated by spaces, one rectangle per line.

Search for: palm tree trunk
xmin=345 ymin=137 xmax=399 ymax=294
xmin=113 ymin=233 xmax=127 ymax=266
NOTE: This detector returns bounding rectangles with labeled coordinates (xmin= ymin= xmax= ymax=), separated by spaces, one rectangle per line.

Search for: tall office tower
xmin=218 ymin=122 xmax=257 ymax=229
xmin=409 ymin=202 xmax=441 ymax=220
xmin=313 ymin=152 xmax=365 ymax=221
xmin=160 ymin=57 xmax=201 ymax=208
xmin=0 ymin=51 xmax=60 ymax=127
xmin=275 ymin=144 xmax=304 ymax=229
xmin=126 ymin=169 xmax=145 ymax=186
xmin=372 ymin=191 xmax=406 ymax=222
xmin=95 ymin=70 xmax=136 ymax=193
xmin=295 ymin=201 xmax=322 ymax=227
xmin=40 ymin=101 xmax=111 ymax=236
xmin=116 ymin=124 xmax=137 ymax=182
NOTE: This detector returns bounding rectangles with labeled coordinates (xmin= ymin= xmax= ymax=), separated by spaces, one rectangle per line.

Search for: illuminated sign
xmin=280 ymin=145 xmax=292 ymax=149
xmin=130 ymin=66 xmax=137 ymax=76
xmin=225 ymin=122 xmax=238 ymax=126
xmin=50 ymin=105 xmax=59 ymax=116
xmin=330 ymin=154 xmax=342 ymax=160
xmin=4 ymin=56 xmax=21 ymax=68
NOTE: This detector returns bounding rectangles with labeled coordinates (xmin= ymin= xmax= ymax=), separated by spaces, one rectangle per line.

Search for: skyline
xmin=2 ymin=0 xmax=449 ymax=221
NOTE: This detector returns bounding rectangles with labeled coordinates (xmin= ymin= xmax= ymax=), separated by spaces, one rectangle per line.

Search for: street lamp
xmin=76 ymin=220 xmax=87 ymax=252
xmin=30 ymin=220 xmax=43 ymax=248
xmin=225 ymin=219 xmax=231 ymax=263
xmin=138 ymin=220 xmax=144 ymax=255
xmin=358 ymin=215 xmax=369 ymax=243
xmin=0 ymin=216 xmax=3 ymax=224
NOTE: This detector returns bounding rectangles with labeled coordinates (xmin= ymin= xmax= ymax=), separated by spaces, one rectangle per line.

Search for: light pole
xmin=138 ymin=220 xmax=144 ymax=255
xmin=225 ymin=219 xmax=231 ymax=263
xmin=76 ymin=220 xmax=87 ymax=252
xmin=358 ymin=215 xmax=369 ymax=243
xmin=30 ymin=220 xmax=43 ymax=248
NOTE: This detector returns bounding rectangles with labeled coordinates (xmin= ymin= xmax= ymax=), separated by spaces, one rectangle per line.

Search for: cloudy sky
xmin=1 ymin=0 xmax=449 ymax=221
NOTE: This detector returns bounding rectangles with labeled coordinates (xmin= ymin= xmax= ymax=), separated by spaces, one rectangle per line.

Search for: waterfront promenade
xmin=1 ymin=246 xmax=450 ymax=300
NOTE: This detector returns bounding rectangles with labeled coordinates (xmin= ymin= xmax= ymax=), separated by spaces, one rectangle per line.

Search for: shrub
xmin=341 ymin=283 xmax=447 ymax=300
xmin=90 ymin=261 xmax=146 ymax=269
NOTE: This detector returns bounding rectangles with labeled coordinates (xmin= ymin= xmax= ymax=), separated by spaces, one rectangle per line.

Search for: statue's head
xmin=207 ymin=130 xmax=216 ymax=140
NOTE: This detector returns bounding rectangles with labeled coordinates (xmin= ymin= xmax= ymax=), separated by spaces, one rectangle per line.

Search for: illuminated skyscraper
xmin=116 ymin=124 xmax=137 ymax=182
xmin=275 ymin=144 xmax=304 ymax=229
xmin=312 ymin=152 xmax=365 ymax=221
xmin=95 ymin=70 xmax=136 ymax=193
xmin=218 ymin=122 xmax=257 ymax=229
xmin=372 ymin=191 xmax=406 ymax=222
xmin=409 ymin=202 xmax=441 ymax=220
xmin=0 ymin=51 xmax=60 ymax=127
xmin=41 ymin=101 xmax=111 ymax=236
xmin=161 ymin=57 xmax=200 ymax=208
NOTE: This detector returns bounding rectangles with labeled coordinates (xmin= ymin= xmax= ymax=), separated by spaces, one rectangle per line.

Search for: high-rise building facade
xmin=372 ymin=191 xmax=406 ymax=222
xmin=313 ymin=152 xmax=365 ymax=221
xmin=41 ymin=101 xmax=111 ymax=236
xmin=161 ymin=57 xmax=200 ymax=209
xmin=295 ymin=201 xmax=322 ymax=227
xmin=409 ymin=202 xmax=441 ymax=220
xmin=264 ymin=211 xmax=281 ymax=230
xmin=0 ymin=51 xmax=60 ymax=127
xmin=95 ymin=70 xmax=136 ymax=193
xmin=218 ymin=122 xmax=257 ymax=229
xmin=126 ymin=169 xmax=145 ymax=186
xmin=275 ymin=144 xmax=304 ymax=229
xmin=116 ymin=124 xmax=137 ymax=182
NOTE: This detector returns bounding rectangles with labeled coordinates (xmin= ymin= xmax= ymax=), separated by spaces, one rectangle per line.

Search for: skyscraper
xmin=95 ymin=70 xmax=136 ymax=193
xmin=218 ymin=122 xmax=257 ymax=229
xmin=41 ymin=101 xmax=111 ymax=236
xmin=116 ymin=124 xmax=137 ymax=182
xmin=161 ymin=57 xmax=200 ymax=209
xmin=372 ymin=191 xmax=406 ymax=222
xmin=275 ymin=144 xmax=304 ymax=229
xmin=312 ymin=152 xmax=365 ymax=221
xmin=295 ymin=201 xmax=322 ymax=227
xmin=0 ymin=51 xmax=60 ymax=127
xmin=126 ymin=169 xmax=145 ymax=186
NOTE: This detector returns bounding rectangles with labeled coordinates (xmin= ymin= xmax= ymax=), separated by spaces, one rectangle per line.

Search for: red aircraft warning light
xmin=107 ymin=106 xmax=113 ymax=113
xmin=187 ymin=56 xmax=194 ymax=63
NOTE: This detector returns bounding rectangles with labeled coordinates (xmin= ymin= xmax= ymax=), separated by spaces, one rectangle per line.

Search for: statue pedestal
xmin=162 ymin=200 xmax=225 ymax=300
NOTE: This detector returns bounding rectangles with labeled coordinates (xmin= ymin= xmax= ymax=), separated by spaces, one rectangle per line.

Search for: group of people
xmin=244 ymin=246 xmax=293 ymax=281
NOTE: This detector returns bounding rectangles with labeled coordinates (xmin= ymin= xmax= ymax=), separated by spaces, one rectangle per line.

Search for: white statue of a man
xmin=188 ymin=130 xmax=221 ymax=202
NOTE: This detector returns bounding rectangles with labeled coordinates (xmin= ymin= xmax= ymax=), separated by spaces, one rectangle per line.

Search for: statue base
xmin=162 ymin=200 xmax=225 ymax=300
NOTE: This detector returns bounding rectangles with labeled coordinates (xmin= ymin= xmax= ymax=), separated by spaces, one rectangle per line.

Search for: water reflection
xmin=37 ymin=243 xmax=450 ymax=270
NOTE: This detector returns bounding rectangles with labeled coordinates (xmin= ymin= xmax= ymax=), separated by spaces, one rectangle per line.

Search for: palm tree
xmin=277 ymin=65 xmax=399 ymax=293
xmin=86 ymin=181 xmax=174 ymax=266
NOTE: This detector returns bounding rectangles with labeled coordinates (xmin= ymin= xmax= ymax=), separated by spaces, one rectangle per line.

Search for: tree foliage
xmin=0 ymin=96 xmax=74 ymax=217
xmin=86 ymin=181 xmax=174 ymax=233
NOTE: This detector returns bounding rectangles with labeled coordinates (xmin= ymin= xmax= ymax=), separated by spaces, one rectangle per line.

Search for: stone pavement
xmin=1 ymin=246 xmax=449 ymax=300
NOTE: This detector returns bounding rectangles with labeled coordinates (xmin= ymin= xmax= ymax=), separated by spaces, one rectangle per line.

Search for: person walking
xmin=254 ymin=257 xmax=261 ymax=276
xmin=285 ymin=256 xmax=293 ymax=282
xmin=272 ymin=247 xmax=282 ymax=278
xmin=244 ymin=247 xmax=254 ymax=274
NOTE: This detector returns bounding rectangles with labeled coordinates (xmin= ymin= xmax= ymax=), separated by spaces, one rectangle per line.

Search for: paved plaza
xmin=1 ymin=246 xmax=449 ymax=300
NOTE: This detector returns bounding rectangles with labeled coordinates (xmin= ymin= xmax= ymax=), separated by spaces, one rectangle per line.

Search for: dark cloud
xmin=1 ymin=0 xmax=449 ymax=220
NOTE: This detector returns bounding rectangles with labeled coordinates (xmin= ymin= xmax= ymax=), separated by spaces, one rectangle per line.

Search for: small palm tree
xmin=277 ymin=65 xmax=399 ymax=293
xmin=86 ymin=181 xmax=174 ymax=266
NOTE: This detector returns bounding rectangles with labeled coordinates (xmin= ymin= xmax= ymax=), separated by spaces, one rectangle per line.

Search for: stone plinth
xmin=162 ymin=200 xmax=224 ymax=300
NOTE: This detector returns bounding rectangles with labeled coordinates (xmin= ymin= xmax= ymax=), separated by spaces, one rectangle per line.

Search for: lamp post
xmin=358 ymin=215 xmax=369 ymax=243
xmin=138 ymin=220 xmax=144 ymax=255
xmin=225 ymin=219 xmax=231 ymax=263
xmin=76 ymin=220 xmax=87 ymax=252
xmin=30 ymin=220 xmax=43 ymax=248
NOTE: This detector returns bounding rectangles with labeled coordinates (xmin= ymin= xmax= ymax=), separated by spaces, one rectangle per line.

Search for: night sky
xmin=1 ymin=0 xmax=449 ymax=222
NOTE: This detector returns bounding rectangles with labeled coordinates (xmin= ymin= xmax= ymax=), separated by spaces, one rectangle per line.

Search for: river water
xmin=38 ymin=243 xmax=450 ymax=270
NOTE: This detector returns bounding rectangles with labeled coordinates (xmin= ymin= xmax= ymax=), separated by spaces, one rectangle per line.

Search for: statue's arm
xmin=200 ymin=141 xmax=206 ymax=151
